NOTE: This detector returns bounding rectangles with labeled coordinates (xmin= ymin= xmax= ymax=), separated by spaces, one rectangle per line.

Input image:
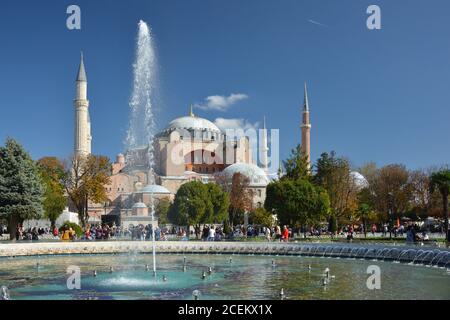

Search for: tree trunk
xmin=443 ymin=191 xmax=449 ymax=242
xmin=9 ymin=215 xmax=19 ymax=241
xmin=84 ymin=196 xmax=89 ymax=228
xmin=195 ymin=225 xmax=200 ymax=240
xmin=363 ymin=218 xmax=367 ymax=238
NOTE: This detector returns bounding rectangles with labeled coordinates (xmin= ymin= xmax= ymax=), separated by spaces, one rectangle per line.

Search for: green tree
xmin=355 ymin=202 xmax=377 ymax=238
xmin=168 ymin=181 xmax=212 ymax=239
xmin=0 ymin=139 xmax=44 ymax=240
xmin=206 ymin=183 xmax=230 ymax=224
xmin=155 ymin=198 xmax=171 ymax=226
xmin=249 ymin=207 xmax=274 ymax=228
xmin=265 ymin=179 xmax=330 ymax=229
xmin=62 ymin=155 xmax=111 ymax=227
xmin=282 ymin=144 xmax=311 ymax=181
xmin=430 ymin=168 xmax=450 ymax=241
xmin=37 ymin=157 xmax=67 ymax=228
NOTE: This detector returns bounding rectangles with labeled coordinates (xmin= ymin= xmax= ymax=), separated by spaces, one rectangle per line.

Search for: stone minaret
xmin=301 ymin=82 xmax=311 ymax=169
xmin=74 ymin=52 xmax=92 ymax=157
xmin=261 ymin=116 xmax=269 ymax=173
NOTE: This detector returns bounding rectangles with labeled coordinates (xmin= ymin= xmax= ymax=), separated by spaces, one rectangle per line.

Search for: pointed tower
xmin=74 ymin=52 xmax=92 ymax=157
xmin=301 ymin=82 xmax=311 ymax=169
xmin=261 ymin=116 xmax=269 ymax=173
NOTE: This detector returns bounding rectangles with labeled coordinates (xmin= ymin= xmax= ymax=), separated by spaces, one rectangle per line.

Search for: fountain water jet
xmin=150 ymin=196 xmax=157 ymax=277
xmin=125 ymin=20 xmax=158 ymax=164
xmin=1 ymin=286 xmax=10 ymax=300
xmin=125 ymin=19 xmax=160 ymax=278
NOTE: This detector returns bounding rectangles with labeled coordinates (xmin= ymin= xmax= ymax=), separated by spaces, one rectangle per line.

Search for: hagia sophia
xmin=72 ymin=55 xmax=312 ymax=227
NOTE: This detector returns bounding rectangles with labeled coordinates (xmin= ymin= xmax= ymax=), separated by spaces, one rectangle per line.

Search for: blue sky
xmin=0 ymin=0 xmax=449 ymax=170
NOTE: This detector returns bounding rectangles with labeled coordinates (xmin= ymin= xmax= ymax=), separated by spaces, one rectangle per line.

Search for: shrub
xmin=59 ymin=221 xmax=83 ymax=237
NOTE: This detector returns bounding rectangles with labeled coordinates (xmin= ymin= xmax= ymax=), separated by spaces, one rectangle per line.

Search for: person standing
xmin=265 ymin=227 xmax=272 ymax=242
xmin=282 ymin=226 xmax=289 ymax=242
xmin=208 ymin=227 xmax=215 ymax=241
xmin=275 ymin=226 xmax=281 ymax=241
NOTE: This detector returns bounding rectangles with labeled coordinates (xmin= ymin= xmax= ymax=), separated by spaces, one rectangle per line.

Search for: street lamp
xmin=388 ymin=192 xmax=394 ymax=239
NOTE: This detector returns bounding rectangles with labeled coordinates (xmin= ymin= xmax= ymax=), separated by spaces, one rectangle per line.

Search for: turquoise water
xmin=0 ymin=254 xmax=449 ymax=300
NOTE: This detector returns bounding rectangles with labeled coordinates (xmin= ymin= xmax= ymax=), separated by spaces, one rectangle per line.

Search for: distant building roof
xmin=132 ymin=202 xmax=147 ymax=209
xmin=137 ymin=184 xmax=171 ymax=194
xmin=163 ymin=116 xmax=221 ymax=133
xmin=222 ymin=163 xmax=269 ymax=187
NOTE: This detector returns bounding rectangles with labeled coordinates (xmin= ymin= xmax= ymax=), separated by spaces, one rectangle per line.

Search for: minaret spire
xmin=74 ymin=52 xmax=91 ymax=157
xmin=303 ymin=82 xmax=309 ymax=112
xmin=301 ymin=82 xmax=311 ymax=170
xmin=76 ymin=51 xmax=87 ymax=82
xmin=189 ymin=104 xmax=195 ymax=117
xmin=261 ymin=116 xmax=269 ymax=173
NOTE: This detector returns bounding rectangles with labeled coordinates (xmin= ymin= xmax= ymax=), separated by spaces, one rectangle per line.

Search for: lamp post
xmin=388 ymin=192 xmax=394 ymax=239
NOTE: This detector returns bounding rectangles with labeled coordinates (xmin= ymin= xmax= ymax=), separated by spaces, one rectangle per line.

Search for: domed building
xmin=75 ymin=56 xmax=311 ymax=227
xmin=350 ymin=171 xmax=369 ymax=190
xmin=153 ymin=107 xmax=253 ymax=191
xmin=87 ymin=106 xmax=260 ymax=226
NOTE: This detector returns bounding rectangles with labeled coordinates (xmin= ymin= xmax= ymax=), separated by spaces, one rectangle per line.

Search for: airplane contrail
xmin=307 ymin=19 xmax=328 ymax=27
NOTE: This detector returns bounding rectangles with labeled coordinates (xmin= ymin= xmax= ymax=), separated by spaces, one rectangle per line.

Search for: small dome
xmin=222 ymin=163 xmax=269 ymax=186
xmin=138 ymin=184 xmax=171 ymax=194
xmin=132 ymin=202 xmax=147 ymax=209
xmin=163 ymin=116 xmax=221 ymax=133
xmin=350 ymin=171 xmax=369 ymax=189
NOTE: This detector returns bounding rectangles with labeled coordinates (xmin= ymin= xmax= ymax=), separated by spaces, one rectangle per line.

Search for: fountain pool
xmin=1 ymin=253 xmax=449 ymax=300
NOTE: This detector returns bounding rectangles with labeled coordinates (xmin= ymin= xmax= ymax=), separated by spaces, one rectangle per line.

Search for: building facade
xmin=73 ymin=56 xmax=312 ymax=226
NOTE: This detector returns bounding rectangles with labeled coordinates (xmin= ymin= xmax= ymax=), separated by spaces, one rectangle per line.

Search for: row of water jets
xmin=145 ymin=244 xmax=450 ymax=268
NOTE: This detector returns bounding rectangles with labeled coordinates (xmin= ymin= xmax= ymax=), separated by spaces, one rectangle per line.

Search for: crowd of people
xmin=12 ymin=225 xmax=53 ymax=241
xmin=218 ymin=225 xmax=291 ymax=242
xmin=0 ymin=220 xmax=445 ymax=245
xmin=200 ymin=225 xmax=224 ymax=241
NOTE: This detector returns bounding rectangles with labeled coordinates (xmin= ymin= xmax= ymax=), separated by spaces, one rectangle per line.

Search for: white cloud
xmin=195 ymin=93 xmax=248 ymax=111
xmin=214 ymin=118 xmax=259 ymax=132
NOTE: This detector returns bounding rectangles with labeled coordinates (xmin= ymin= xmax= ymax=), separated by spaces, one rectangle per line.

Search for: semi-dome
xmin=222 ymin=163 xmax=269 ymax=186
xmin=138 ymin=184 xmax=171 ymax=194
xmin=132 ymin=202 xmax=147 ymax=209
xmin=164 ymin=116 xmax=221 ymax=133
xmin=350 ymin=171 xmax=369 ymax=189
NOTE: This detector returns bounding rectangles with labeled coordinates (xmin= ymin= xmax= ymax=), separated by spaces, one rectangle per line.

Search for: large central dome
xmin=164 ymin=116 xmax=221 ymax=133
